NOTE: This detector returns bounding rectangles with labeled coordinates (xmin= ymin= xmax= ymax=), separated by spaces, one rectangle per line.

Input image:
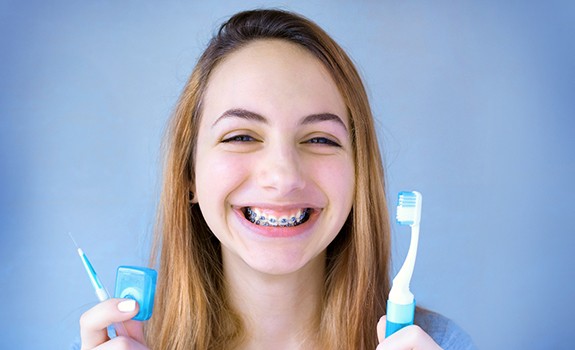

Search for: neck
xmin=222 ymin=250 xmax=325 ymax=349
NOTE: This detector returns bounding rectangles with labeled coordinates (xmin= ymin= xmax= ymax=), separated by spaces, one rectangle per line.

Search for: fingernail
xmin=117 ymin=299 xmax=136 ymax=312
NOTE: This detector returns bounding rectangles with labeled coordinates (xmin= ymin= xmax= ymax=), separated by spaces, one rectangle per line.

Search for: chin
xmin=240 ymin=246 xmax=325 ymax=277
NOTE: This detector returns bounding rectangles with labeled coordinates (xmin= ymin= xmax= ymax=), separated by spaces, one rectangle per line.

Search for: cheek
xmin=313 ymin=158 xmax=355 ymax=203
xmin=195 ymin=152 xmax=251 ymax=196
xmin=195 ymin=153 xmax=251 ymax=235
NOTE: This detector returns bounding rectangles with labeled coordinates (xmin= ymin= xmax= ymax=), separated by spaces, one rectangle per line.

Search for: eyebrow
xmin=212 ymin=108 xmax=267 ymax=127
xmin=300 ymin=113 xmax=347 ymax=130
xmin=212 ymin=108 xmax=348 ymax=131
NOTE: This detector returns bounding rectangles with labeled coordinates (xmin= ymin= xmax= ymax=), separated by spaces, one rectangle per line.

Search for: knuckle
xmin=79 ymin=311 xmax=91 ymax=329
xmin=113 ymin=336 xmax=132 ymax=349
xmin=406 ymin=325 xmax=425 ymax=341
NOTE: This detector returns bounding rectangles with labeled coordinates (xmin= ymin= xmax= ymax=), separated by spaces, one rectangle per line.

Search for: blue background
xmin=1 ymin=1 xmax=574 ymax=349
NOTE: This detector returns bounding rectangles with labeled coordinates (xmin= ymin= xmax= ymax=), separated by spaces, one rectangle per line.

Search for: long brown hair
xmin=148 ymin=9 xmax=391 ymax=349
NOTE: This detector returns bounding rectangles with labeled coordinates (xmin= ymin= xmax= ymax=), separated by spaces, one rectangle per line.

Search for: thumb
xmin=114 ymin=299 xmax=146 ymax=344
xmin=377 ymin=315 xmax=387 ymax=342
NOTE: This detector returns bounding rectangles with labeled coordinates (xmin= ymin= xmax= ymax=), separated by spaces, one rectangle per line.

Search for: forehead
xmin=202 ymin=39 xmax=348 ymax=126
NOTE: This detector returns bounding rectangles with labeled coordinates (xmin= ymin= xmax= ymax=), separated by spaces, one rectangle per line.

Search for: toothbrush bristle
xmin=396 ymin=191 xmax=422 ymax=226
xmin=68 ymin=232 xmax=80 ymax=249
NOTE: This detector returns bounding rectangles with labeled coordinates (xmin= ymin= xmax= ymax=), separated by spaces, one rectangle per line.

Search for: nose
xmin=255 ymin=142 xmax=305 ymax=195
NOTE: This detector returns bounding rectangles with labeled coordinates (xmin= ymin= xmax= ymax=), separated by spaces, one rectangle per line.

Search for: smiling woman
xmin=194 ymin=39 xmax=355 ymax=279
xmin=77 ymin=8 xmax=476 ymax=350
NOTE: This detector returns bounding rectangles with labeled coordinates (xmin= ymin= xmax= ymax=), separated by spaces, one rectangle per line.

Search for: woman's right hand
xmin=376 ymin=316 xmax=442 ymax=350
xmin=80 ymin=298 xmax=149 ymax=350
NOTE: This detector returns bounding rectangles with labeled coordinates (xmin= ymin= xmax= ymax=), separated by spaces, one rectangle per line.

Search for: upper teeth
xmin=246 ymin=207 xmax=309 ymax=227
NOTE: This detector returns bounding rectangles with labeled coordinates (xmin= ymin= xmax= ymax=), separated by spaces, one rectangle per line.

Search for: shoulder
xmin=414 ymin=308 xmax=478 ymax=350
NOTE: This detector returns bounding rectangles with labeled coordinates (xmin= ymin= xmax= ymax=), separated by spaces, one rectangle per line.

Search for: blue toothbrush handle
xmin=385 ymin=299 xmax=416 ymax=337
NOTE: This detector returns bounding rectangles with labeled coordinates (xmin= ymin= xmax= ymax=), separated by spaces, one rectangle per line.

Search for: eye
xmin=221 ymin=134 xmax=257 ymax=143
xmin=305 ymin=137 xmax=341 ymax=147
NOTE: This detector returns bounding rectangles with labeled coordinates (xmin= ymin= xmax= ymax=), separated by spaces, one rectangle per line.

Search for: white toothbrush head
xmin=396 ymin=191 xmax=422 ymax=227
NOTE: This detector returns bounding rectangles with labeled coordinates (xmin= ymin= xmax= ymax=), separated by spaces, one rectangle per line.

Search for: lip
xmin=233 ymin=205 xmax=320 ymax=239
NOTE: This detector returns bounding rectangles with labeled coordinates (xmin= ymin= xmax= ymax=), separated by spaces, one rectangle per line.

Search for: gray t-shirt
xmin=415 ymin=309 xmax=478 ymax=350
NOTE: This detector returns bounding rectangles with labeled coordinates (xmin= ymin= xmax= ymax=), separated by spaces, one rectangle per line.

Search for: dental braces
xmin=246 ymin=208 xmax=308 ymax=227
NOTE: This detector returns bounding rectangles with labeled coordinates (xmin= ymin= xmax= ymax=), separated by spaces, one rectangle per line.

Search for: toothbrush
xmin=69 ymin=233 xmax=129 ymax=337
xmin=385 ymin=191 xmax=422 ymax=337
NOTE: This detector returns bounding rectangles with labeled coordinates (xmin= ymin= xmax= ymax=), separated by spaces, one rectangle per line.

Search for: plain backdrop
xmin=1 ymin=1 xmax=574 ymax=349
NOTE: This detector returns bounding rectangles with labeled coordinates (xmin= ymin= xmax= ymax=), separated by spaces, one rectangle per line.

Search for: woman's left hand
xmin=376 ymin=316 xmax=443 ymax=350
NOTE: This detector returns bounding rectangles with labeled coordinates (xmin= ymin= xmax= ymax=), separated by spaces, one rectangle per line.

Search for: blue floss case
xmin=114 ymin=266 xmax=157 ymax=321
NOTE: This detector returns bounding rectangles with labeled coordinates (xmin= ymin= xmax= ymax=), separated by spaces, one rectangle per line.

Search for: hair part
xmin=148 ymin=9 xmax=391 ymax=349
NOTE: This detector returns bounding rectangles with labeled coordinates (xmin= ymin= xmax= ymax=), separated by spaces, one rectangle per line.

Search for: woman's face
xmin=194 ymin=40 xmax=355 ymax=276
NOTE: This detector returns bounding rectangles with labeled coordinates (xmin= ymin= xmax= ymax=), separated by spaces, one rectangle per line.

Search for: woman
xmin=79 ymin=9 xmax=475 ymax=350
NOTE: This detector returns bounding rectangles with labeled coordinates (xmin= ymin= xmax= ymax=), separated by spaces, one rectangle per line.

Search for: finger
xmin=377 ymin=324 xmax=442 ymax=350
xmin=80 ymin=298 xmax=139 ymax=349
xmin=123 ymin=319 xmax=145 ymax=344
xmin=92 ymin=336 xmax=149 ymax=350
xmin=377 ymin=315 xmax=387 ymax=342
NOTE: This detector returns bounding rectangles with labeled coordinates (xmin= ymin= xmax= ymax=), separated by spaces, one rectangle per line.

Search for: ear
xmin=189 ymin=185 xmax=198 ymax=204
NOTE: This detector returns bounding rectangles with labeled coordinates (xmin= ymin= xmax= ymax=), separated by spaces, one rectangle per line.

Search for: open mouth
xmin=242 ymin=207 xmax=311 ymax=227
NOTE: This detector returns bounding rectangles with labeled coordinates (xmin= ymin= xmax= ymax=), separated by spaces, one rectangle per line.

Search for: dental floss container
xmin=114 ymin=266 xmax=157 ymax=321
